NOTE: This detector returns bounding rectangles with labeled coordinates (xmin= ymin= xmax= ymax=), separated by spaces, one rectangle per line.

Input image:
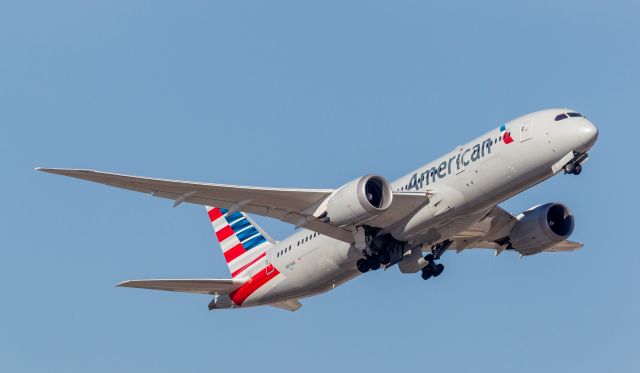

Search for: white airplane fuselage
xmin=222 ymin=108 xmax=599 ymax=308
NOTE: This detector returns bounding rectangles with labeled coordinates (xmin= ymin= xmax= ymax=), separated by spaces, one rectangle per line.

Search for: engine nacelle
xmin=509 ymin=203 xmax=575 ymax=253
xmin=325 ymin=175 xmax=393 ymax=226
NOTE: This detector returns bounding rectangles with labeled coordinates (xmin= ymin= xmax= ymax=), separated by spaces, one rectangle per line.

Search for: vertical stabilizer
xmin=205 ymin=206 xmax=274 ymax=279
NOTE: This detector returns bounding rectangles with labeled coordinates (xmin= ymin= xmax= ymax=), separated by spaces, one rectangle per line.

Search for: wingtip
xmin=35 ymin=167 xmax=63 ymax=174
xmin=115 ymin=281 xmax=130 ymax=288
xmin=35 ymin=167 xmax=96 ymax=176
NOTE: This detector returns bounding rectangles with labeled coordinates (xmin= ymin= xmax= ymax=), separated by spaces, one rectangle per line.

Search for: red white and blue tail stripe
xmin=206 ymin=206 xmax=273 ymax=279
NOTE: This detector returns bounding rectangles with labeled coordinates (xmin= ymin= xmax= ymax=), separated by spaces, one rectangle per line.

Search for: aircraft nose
xmin=577 ymin=120 xmax=598 ymax=150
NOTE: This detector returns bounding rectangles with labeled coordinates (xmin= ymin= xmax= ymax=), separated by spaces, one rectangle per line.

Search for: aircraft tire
xmin=572 ymin=163 xmax=582 ymax=175
xmin=421 ymin=268 xmax=433 ymax=280
xmin=378 ymin=252 xmax=391 ymax=265
xmin=564 ymin=163 xmax=575 ymax=174
xmin=367 ymin=256 xmax=381 ymax=271
xmin=356 ymin=259 xmax=370 ymax=273
xmin=433 ymin=263 xmax=445 ymax=277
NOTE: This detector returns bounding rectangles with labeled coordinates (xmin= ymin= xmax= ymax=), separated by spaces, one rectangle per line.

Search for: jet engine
xmin=325 ymin=175 xmax=393 ymax=226
xmin=509 ymin=203 xmax=575 ymax=253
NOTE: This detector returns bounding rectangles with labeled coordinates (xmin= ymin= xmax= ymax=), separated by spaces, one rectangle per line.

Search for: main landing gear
xmin=356 ymin=253 xmax=387 ymax=273
xmin=564 ymin=152 xmax=588 ymax=176
xmin=420 ymin=240 xmax=452 ymax=281
xmin=356 ymin=230 xmax=405 ymax=273
xmin=421 ymin=262 xmax=444 ymax=280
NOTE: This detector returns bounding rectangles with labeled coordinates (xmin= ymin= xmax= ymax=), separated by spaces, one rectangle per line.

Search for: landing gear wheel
xmin=572 ymin=163 xmax=582 ymax=175
xmin=424 ymin=253 xmax=434 ymax=262
xmin=378 ymin=252 xmax=391 ymax=266
xmin=421 ymin=267 xmax=433 ymax=280
xmin=432 ymin=263 xmax=445 ymax=277
xmin=564 ymin=163 xmax=575 ymax=174
xmin=356 ymin=259 xmax=370 ymax=273
xmin=367 ymin=256 xmax=381 ymax=271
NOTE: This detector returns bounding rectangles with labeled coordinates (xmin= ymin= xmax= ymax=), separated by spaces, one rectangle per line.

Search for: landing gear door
xmin=520 ymin=120 xmax=533 ymax=142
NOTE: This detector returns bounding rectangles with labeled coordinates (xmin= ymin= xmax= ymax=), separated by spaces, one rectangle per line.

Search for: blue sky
xmin=2 ymin=1 xmax=639 ymax=372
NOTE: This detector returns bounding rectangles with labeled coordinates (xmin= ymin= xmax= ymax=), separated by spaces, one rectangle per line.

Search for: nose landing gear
xmin=563 ymin=152 xmax=588 ymax=175
xmin=563 ymin=162 xmax=582 ymax=175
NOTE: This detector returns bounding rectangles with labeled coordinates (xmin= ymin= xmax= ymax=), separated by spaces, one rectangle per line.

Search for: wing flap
xmin=116 ymin=278 xmax=246 ymax=295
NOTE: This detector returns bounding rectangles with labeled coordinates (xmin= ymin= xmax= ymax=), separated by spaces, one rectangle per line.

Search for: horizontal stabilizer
xmin=116 ymin=278 xmax=246 ymax=295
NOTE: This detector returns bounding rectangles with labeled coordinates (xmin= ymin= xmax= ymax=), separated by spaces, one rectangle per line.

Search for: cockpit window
xmin=555 ymin=113 xmax=568 ymax=121
xmin=567 ymin=112 xmax=583 ymax=118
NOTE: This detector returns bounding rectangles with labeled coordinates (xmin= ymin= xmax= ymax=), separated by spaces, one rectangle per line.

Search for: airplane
xmin=38 ymin=108 xmax=599 ymax=312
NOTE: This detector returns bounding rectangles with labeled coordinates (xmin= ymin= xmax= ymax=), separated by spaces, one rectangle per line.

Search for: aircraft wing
xmin=449 ymin=206 xmax=517 ymax=248
xmin=37 ymin=168 xmax=354 ymax=242
xmin=38 ymin=168 xmax=428 ymax=244
xmin=448 ymin=206 xmax=583 ymax=255
xmin=116 ymin=278 xmax=245 ymax=295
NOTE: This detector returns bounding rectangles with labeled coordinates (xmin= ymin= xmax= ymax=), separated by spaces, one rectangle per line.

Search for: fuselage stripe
xmin=231 ymin=252 xmax=266 ymax=278
xmin=229 ymin=266 xmax=280 ymax=306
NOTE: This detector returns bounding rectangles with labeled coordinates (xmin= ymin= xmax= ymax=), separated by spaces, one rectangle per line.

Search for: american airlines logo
xmin=500 ymin=124 xmax=514 ymax=144
xmin=408 ymin=126 xmax=511 ymax=190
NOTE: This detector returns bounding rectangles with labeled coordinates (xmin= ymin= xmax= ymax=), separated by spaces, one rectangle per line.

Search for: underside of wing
xmin=38 ymin=168 xmax=354 ymax=243
xmin=39 ymin=168 xmax=444 ymax=244
xmin=448 ymin=206 xmax=583 ymax=255
xmin=460 ymin=239 xmax=584 ymax=256
xmin=116 ymin=278 xmax=245 ymax=295
xmin=448 ymin=206 xmax=518 ymax=251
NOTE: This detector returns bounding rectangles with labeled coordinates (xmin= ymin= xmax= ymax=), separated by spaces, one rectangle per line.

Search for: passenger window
xmin=567 ymin=112 xmax=583 ymax=118
xmin=555 ymin=114 xmax=568 ymax=121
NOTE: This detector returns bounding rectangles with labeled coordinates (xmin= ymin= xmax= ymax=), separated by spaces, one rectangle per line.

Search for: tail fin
xmin=206 ymin=206 xmax=274 ymax=278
